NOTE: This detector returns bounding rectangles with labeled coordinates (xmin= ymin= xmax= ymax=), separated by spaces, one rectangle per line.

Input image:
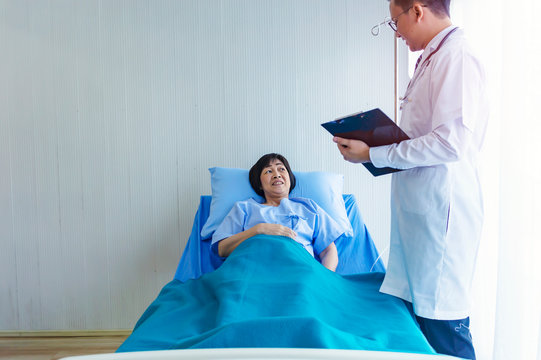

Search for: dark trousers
xmin=404 ymin=301 xmax=476 ymax=360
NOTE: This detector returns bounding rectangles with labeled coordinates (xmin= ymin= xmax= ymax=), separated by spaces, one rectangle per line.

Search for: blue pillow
xmin=200 ymin=167 xmax=354 ymax=239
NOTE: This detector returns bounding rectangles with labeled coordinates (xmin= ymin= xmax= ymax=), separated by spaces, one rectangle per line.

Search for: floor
xmin=0 ymin=335 xmax=129 ymax=360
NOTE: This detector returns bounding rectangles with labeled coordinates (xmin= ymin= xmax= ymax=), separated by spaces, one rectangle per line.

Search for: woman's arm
xmin=218 ymin=223 xmax=297 ymax=257
xmin=319 ymin=242 xmax=338 ymax=272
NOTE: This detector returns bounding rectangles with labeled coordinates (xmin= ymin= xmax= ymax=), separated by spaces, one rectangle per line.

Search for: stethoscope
xmin=400 ymin=27 xmax=459 ymax=110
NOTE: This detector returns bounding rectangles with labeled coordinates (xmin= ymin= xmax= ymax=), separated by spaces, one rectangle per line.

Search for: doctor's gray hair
xmin=391 ymin=0 xmax=450 ymax=18
xmin=249 ymin=153 xmax=296 ymax=198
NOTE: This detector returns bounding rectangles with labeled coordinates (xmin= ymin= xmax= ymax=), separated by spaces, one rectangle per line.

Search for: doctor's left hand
xmin=333 ymin=137 xmax=370 ymax=163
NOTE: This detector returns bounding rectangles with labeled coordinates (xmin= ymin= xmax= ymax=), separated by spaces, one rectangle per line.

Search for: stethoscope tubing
xmin=401 ymin=27 xmax=459 ymax=104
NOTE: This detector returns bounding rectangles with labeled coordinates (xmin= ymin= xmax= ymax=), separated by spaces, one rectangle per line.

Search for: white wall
xmin=0 ymin=0 xmax=400 ymax=330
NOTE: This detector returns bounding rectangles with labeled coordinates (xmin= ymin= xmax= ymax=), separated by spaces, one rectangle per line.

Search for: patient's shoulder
xmin=288 ymin=197 xmax=319 ymax=211
xmin=288 ymin=197 xmax=335 ymax=219
xmin=233 ymin=197 xmax=264 ymax=210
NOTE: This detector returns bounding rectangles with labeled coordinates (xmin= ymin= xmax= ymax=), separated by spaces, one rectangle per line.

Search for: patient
xmin=211 ymin=153 xmax=343 ymax=271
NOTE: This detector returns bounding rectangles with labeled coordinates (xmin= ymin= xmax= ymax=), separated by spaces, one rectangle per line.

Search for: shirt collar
xmin=420 ymin=25 xmax=457 ymax=62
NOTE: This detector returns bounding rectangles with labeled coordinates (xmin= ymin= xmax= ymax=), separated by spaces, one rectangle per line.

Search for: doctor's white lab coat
xmin=369 ymin=26 xmax=489 ymax=320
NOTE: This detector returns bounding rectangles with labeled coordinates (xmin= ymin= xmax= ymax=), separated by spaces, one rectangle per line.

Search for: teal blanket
xmin=118 ymin=235 xmax=434 ymax=354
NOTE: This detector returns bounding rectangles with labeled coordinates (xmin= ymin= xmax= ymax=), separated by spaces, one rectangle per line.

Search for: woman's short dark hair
xmin=249 ymin=153 xmax=296 ymax=198
xmin=392 ymin=0 xmax=450 ymax=18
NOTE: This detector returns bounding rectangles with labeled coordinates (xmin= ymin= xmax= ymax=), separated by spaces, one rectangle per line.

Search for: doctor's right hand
xmin=253 ymin=223 xmax=297 ymax=240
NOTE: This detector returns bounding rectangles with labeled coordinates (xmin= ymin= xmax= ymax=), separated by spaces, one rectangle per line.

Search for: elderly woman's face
xmin=260 ymin=159 xmax=291 ymax=199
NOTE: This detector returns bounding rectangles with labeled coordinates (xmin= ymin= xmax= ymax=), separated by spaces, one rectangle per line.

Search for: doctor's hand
xmin=333 ymin=137 xmax=371 ymax=163
xmin=253 ymin=223 xmax=297 ymax=240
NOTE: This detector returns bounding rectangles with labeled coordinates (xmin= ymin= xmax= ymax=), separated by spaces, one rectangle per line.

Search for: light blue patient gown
xmin=211 ymin=197 xmax=345 ymax=258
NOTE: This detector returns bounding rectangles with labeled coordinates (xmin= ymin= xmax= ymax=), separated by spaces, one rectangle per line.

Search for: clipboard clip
xmin=334 ymin=110 xmax=364 ymax=124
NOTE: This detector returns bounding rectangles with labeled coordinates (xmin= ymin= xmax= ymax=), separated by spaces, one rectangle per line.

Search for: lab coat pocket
xmin=395 ymin=166 xmax=450 ymax=215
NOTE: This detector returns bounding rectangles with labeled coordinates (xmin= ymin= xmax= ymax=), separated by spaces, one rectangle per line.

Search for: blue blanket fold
xmin=118 ymin=235 xmax=434 ymax=354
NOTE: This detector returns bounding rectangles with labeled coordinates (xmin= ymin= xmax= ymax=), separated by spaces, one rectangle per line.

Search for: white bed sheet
xmin=60 ymin=348 xmax=463 ymax=360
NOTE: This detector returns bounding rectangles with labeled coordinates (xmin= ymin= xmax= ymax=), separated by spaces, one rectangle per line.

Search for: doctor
xmin=333 ymin=1 xmax=488 ymax=359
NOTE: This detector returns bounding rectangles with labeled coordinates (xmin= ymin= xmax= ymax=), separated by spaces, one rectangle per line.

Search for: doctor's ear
xmin=412 ymin=3 xmax=426 ymax=20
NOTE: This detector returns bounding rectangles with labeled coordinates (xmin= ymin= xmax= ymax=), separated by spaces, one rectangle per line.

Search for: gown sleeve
xmin=309 ymin=200 xmax=345 ymax=256
xmin=211 ymin=201 xmax=248 ymax=251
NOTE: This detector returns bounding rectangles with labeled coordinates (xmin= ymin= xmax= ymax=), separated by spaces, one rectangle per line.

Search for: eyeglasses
xmin=388 ymin=6 xmax=413 ymax=32
xmin=371 ymin=5 xmax=427 ymax=36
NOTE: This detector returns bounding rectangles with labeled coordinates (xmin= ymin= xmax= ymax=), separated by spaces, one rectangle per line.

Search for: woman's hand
xmin=253 ymin=223 xmax=297 ymax=240
xmin=217 ymin=223 xmax=296 ymax=257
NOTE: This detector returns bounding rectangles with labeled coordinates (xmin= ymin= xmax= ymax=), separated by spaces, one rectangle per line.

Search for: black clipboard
xmin=322 ymin=108 xmax=410 ymax=177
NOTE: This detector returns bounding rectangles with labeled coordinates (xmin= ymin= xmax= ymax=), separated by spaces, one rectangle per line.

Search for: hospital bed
xmin=61 ymin=169 xmax=463 ymax=360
